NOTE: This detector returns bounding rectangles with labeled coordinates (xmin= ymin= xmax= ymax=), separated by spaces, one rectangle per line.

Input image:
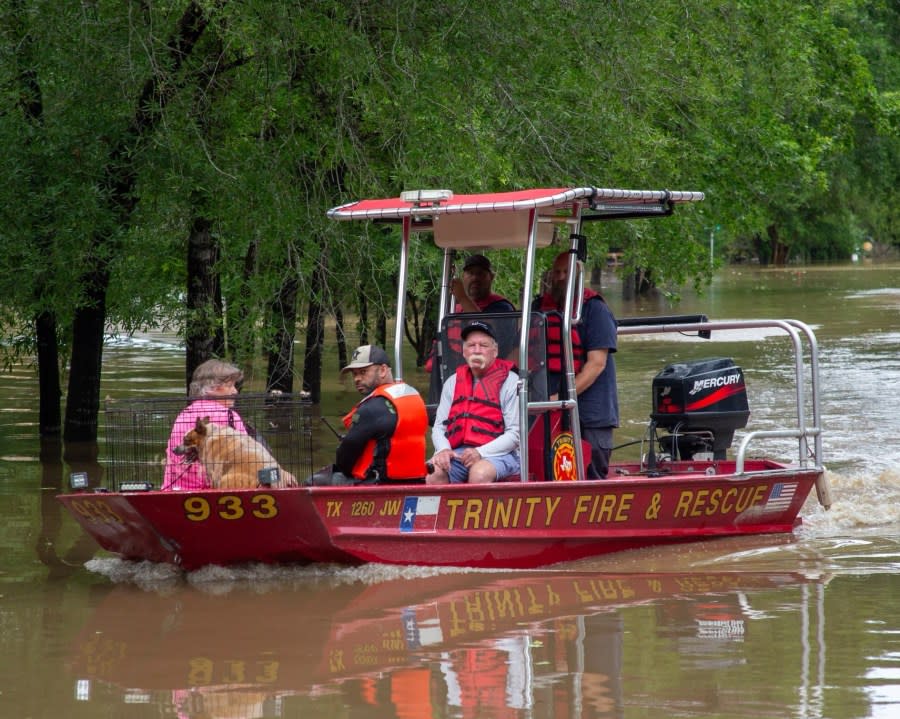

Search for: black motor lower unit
xmin=650 ymin=357 xmax=750 ymax=460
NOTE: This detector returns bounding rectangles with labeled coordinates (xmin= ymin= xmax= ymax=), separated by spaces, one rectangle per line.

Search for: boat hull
xmin=57 ymin=459 xmax=820 ymax=570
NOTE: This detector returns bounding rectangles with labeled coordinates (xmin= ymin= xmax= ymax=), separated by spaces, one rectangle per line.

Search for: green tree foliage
xmin=0 ymin=0 xmax=896 ymax=436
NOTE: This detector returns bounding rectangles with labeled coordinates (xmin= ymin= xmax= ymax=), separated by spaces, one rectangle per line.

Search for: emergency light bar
xmin=400 ymin=189 xmax=454 ymax=204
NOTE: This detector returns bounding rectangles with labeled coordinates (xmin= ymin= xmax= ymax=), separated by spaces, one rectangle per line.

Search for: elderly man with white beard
xmin=427 ymin=320 xmax=521 ymax=484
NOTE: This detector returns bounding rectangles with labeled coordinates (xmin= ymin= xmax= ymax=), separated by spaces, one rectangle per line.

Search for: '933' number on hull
xmin=184 ymin=494 xmax=278 ymax=522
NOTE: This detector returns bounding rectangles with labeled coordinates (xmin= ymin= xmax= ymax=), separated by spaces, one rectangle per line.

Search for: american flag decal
xmin=763 ymin=482 xmax=797 ymax=513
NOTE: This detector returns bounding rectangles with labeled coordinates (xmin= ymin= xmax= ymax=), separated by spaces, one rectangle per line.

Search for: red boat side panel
xmin=57 ymin=494 xmax=179 ymax=565
xmin=59 ymin=464 xmax=817 ymax=570
xmin=312 ymin=470 xmax=818 ymax=567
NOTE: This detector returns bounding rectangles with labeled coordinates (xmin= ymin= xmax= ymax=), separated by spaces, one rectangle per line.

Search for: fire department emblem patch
xmin=551 ymin=432 xmax=577 ymax=481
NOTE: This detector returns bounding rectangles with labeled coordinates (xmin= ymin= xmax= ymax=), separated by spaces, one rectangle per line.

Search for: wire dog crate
xmin=102 ymin=393 xmax=314 ymax=490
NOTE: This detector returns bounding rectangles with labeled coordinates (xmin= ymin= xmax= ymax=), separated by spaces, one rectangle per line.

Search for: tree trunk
xmin=620 ymin=267 xmax=654 ymax=300
xmin=621 ymin=272 xmax=635 ymax=301
xmin=635 ymin=267 xmax=654 ymax=295
xmin=404 ymin=289 xmax=437 ymax=367
xmin=376 ymin=307 xmax=387 ymax=348
xmin=185 ymin=215 xmax=224 ymax=391
xmin=35 ymin=311 xmax=61 ymax=437
xmin=302 ymin=256 xmax=326 ymax=403
xmin=335 ymin=307 xmax=348 ymax=369
xmin=64 ymin=275 xmax=108 ymax=441
xmin=265 ymin=263 xmax=299 ymax=393
xmin=767 ymin=224 xmax=790 ymax=266
xmin=229 ymin=236 xmax=259 ymax=363
xmin=752 ymin=232 xmax=770 ymax=266
xmin=420 ymin=303 xmax=437 ymax=368
xmin=358 ymin=292 xmax=369 ymax=345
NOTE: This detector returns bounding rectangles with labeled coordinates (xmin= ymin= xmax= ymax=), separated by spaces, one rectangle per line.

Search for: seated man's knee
xmin=467 ymin=460 xmax=497 ymax=484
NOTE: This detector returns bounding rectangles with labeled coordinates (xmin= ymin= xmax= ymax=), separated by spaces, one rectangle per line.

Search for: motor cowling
xmin=650 ymin=357 xmax=750 ymax=459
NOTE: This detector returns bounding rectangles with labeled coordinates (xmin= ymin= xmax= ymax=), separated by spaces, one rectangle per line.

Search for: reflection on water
xmin=52 ymin=531 xmax=900 ymax=718
xmin=3 ymin=263 xmax=900 ymax=718
xmin=67 ymin=549 xmax=832 ymax=719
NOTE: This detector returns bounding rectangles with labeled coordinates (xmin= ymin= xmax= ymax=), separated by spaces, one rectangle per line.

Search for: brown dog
xmin=176 ymin=417 xmax=297 ymax=489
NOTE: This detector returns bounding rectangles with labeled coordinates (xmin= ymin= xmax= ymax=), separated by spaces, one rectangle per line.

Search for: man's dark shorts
xmin=581 ymin=426 xmax=613 ymax=479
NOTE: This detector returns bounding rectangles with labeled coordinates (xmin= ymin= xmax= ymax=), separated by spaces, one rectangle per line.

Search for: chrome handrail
xmin=616 ymin=319 xmax=822 ymax=471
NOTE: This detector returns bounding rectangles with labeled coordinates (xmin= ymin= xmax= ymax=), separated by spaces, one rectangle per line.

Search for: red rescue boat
xmin=57 ymin=186 xmax=831 ymax=570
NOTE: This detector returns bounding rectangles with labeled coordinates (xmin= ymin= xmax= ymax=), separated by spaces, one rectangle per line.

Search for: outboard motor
xmin=650 ymin=357 xmax=750 ymax=461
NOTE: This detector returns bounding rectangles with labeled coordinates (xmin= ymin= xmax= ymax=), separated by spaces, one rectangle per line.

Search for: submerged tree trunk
xmin=37 ymin=436 xmax=100 ymax=575
xmin=768 ymin=224 xmax=790 ymax=266
xmin=621 ymin=267 xmax=654 ymax=300
xmin=35 ymin=311 xmax=61 ymax=437
xmin=752 ymin=232 xmax=770 ymax=266
xmin=64 ymin=276 xmax=108 ymax=441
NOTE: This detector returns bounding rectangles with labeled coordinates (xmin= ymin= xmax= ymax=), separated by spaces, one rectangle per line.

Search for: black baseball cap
xmin=460 ymin=320 xmax=496 ymax=341
xmin=462 ymin=254 xmax=492 ymax=272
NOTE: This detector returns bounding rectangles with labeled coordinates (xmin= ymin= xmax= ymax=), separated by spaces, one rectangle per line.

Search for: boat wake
xmin=84 ymin=555 xmax=486 ymax=594
xmin=798 ymin=466 xmax=900 ymax=536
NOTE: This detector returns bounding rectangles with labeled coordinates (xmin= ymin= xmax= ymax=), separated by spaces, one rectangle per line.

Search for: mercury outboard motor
xmin=650 ymin=357 xmax=750 ymax=461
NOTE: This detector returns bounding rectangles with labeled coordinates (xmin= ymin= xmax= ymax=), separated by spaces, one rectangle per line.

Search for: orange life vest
xmin=445 ymin=358 xmax=514 ymax=448
xmin=342 ymin=382 xmax=428 ymax=480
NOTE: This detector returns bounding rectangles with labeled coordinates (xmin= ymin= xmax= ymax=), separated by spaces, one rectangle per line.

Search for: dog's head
xmin=173 ymin=416 xmax=212 ymax=460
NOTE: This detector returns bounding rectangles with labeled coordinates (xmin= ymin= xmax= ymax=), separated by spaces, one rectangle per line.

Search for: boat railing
xmin=733 ymin=429 xmax=821 ymax=474
xmin=616 ymin=318 xmax=824 ymax=474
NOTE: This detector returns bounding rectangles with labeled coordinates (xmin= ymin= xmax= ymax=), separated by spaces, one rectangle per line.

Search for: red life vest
xmin=342 ymin=382 xmax=428 ymax=480
xmin=445 ymin=358 xmax=514 ymax=448
xmin=536 ymin=288 xmax=603 ymax=374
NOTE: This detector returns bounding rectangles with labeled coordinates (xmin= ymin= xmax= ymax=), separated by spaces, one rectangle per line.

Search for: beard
xmin=550 ymin=282 xmax=566 ymax=308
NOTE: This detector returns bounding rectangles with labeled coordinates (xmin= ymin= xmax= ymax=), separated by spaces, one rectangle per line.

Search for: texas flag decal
xmin=400 ymin=496 xmax=440 ymax=533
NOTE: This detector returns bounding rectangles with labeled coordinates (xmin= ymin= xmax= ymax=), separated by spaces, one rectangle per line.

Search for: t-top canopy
xmin=327 ymin=186 xmax=704 ymax=221
xmin=328 ymin=187 xmax=704 ymax=249
xmin=327 ymin=186 xmax=704 ymax=249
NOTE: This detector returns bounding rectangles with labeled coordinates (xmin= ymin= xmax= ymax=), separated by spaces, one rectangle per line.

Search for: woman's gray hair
xmin=189 ymin=359 xmax=244 ymax=398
